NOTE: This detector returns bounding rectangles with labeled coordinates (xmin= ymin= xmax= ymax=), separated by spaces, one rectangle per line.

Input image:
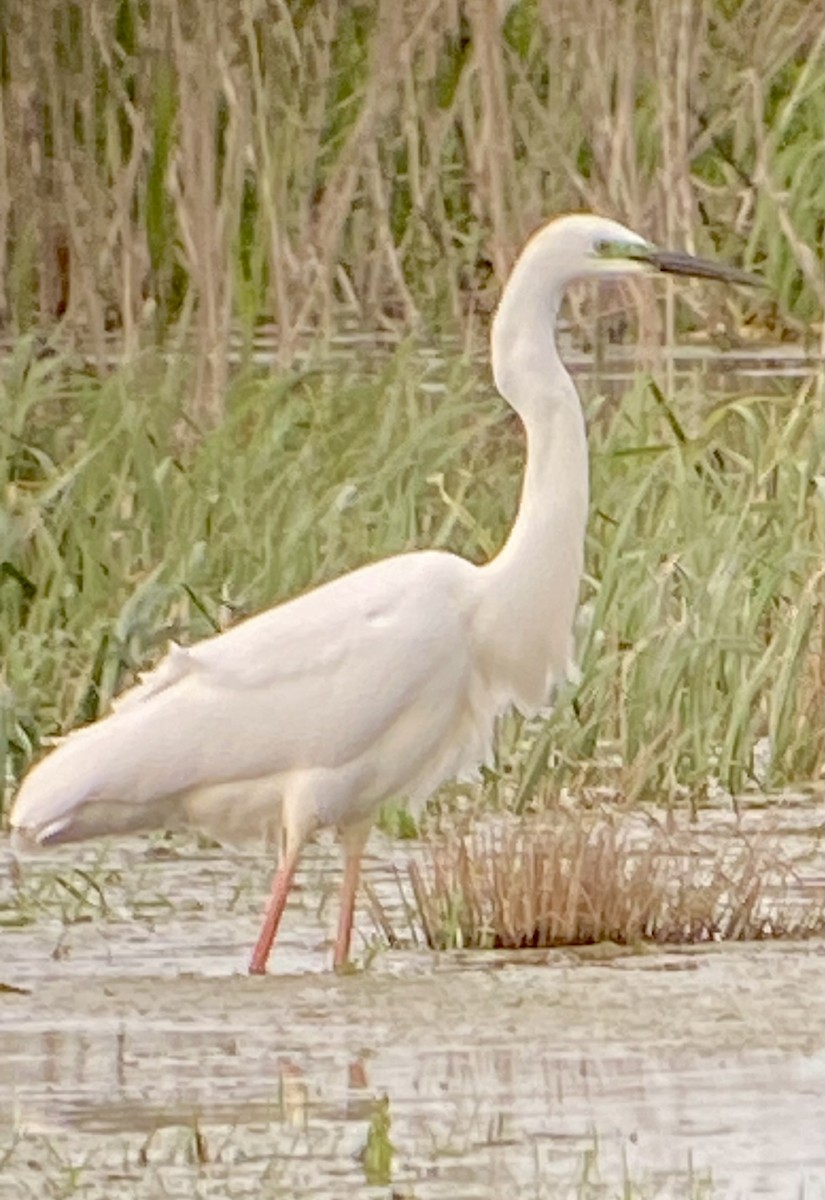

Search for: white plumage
xmin=10 ymin=214 xmax=756 ymax=972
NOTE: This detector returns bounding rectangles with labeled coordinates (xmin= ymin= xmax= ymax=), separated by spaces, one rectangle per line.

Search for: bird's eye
xmin=594 ymin=238 xmax=618 ymax=258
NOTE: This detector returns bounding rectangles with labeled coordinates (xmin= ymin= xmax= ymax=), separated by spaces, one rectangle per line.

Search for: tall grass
xmin=515 ymin=370 xmax=823 ymax=804
xmin=0 ymin=0 xmax=821 ymax=426
xmin=0 ymin=0 xmax=821 ymax=819
xmin=1 ymin=340 xmax=820 ymax=817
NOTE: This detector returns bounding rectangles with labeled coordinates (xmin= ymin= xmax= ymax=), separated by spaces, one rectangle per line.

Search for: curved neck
xmin=476 ymin=280 xmax=589 ymax=711
xmin=490 ymin=266 xmax=589 ymax=579
xmin=490 ymin=255 xmax=565 ymax=427
xmin=493 ymin=392 xmax=588 ymax=576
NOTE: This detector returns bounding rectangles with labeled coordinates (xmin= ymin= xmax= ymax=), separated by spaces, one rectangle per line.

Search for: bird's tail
xmin=9 ymin=707 xmax=192 ymax=851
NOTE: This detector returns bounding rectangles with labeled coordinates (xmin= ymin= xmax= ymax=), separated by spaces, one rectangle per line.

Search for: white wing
xmin=11 ymin=550 xmax=485 ymax=845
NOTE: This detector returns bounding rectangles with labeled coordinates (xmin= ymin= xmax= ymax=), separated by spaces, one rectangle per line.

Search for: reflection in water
xmin=0 ymin=806 xmax=823 ymax=1198
xmin=5 ymin=1041 xmax=824 ymax=1196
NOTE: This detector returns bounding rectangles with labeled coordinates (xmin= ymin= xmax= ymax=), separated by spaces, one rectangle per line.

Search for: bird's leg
xmin=333 ymin=823 xmax=371 ymax=971
xmin=249 ymin=843 xmax=302 ymax=975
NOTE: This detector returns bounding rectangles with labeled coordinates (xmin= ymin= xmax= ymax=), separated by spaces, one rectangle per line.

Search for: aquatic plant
xmin=393 ymin=810 xmax=823 ymax=950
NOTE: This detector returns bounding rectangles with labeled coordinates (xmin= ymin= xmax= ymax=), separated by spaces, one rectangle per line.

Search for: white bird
xmin=10 ymin=214 xmax=758 ymax=973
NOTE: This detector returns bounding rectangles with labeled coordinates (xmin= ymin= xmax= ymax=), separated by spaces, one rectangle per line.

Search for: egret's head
xmin=534 ymin=213 xmax=761 ymax=287
xmin=491 ymin=212 xmax=760 ymax=411
xmin=557 ymin=214 xmax=653 ymax=280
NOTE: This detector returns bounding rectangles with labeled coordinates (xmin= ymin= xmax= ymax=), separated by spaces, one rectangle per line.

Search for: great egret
xmin=10 ymin=214 xmax=759 ymax=973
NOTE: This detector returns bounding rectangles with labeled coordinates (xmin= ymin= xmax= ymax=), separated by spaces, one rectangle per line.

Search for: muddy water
xmin=1 ymin=817 xmax=823 ymax=1199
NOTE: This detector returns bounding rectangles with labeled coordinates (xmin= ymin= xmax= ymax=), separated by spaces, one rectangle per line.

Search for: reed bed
xmin=1 ymin=342 xmax=821 ymax=817
xmin=388 ymin=812 xmax=823 ymax=950
xmin=0 ymin=1 xmax=822 ymax=822
xmin=0 ymin=0 xmax=821 ymax=426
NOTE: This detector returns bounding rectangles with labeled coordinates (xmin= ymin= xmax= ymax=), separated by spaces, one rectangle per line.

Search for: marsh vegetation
xmin=0 ymin=6 xmax=823 ymax=1191
xmin=1 ymin=0 xmax=821 ymax=804
xmin=0 ymin=1 xmax=821 ymax=384
xmin=2 ymin=349 xmax=820 ymax=821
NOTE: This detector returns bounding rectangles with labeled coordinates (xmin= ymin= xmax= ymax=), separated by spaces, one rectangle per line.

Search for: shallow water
xmin=0 ymin=806 xmax=823 ymax=1199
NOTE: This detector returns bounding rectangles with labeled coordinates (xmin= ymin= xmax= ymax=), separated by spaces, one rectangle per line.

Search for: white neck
xmin=475 ymin=269 xmax=589 ymax=713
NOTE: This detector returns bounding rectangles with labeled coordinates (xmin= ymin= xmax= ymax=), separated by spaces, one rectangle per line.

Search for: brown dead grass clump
xmin=392 ymin=813 xmax=822 ymax=951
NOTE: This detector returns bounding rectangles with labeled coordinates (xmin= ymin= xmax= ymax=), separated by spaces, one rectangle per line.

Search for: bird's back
xmin=11 ymin=550 xmax=496 ymax=848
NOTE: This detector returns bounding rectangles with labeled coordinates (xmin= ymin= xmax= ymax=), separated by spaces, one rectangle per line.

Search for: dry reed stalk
xmin=463 ymin=0 xmax=516 ymax=282
xmin=0 ymin=0 xmax=817 ymax=403
xmin=242 ymin=2 xmax=297 ymax=362
xmin=401 ymin=813 xmax=822 ymax=951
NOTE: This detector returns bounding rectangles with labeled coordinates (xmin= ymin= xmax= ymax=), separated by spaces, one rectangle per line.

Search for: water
xmin=10 ymin=323 xmax=818 ymax=385
xmin=1 ymin=802 xmax=823 ymax=1199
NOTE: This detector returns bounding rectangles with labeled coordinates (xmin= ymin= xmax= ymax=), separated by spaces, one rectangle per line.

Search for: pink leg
xmin=249 ymin=845 xmax=301 ymax=975
xmin=333 ymin=825 xmax=370 ymax=971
